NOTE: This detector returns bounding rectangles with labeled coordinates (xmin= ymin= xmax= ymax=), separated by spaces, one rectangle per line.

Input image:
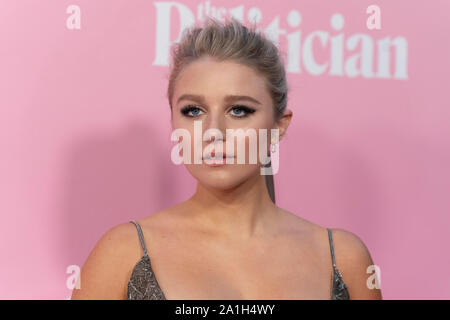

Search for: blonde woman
xmin=71 ymin=17 xmax=382 ymax=300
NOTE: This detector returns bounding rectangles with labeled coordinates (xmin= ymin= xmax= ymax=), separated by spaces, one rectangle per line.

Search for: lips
xmin=202 ymin=152 xmax=234 ymax=160
xmin=202 ymin=152 xmax=235 ymax=167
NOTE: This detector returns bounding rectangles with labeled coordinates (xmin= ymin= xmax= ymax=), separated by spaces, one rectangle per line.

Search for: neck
xmin=187 ymin=174 xmax=280 ymax=239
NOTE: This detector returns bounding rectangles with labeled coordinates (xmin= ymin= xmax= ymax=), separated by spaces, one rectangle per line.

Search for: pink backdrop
xmin=1 ymin=0 xmax=449 ymax=299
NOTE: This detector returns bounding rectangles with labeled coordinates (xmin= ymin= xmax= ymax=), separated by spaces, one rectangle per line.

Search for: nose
xmin=203 ymin=108 xmax=227 ymax=142
xmin=201 ymin=108 xmax=229 ymax=159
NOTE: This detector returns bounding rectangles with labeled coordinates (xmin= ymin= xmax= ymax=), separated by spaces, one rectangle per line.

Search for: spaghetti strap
xmin=327 ymin=228 xmax=337 ymax=268
xmin=327 ymin=228 xmax=350 ymax=300
xmin=129 ymin=220 xmax=148 ymax=257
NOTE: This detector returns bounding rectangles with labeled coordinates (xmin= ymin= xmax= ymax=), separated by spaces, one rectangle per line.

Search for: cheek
xmin=171 ymin=115 xmax=188 ymax=131
xmin=171 ymin=115 xmax=195 ymax=161
xmin=239 ymin=120 xmax=273 ymax=164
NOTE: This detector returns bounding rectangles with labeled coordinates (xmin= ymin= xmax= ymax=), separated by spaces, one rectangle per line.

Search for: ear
xmin=275 ymin=108 xmax=293 ymax=141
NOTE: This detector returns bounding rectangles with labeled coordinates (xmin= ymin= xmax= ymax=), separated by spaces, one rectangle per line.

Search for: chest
xmin=145 ymin=236 xmax=333 ymax=299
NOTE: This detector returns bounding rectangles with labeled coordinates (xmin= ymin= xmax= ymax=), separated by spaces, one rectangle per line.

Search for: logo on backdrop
xmin=153 ymin=1 xmax=408 ymax=80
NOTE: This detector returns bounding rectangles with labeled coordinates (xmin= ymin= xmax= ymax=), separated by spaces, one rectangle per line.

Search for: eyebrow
xmin=176 ymin=94 xmax=262 ymax=105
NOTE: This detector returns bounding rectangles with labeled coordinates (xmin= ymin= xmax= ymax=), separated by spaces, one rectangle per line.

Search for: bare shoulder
xmin=330 ymin=228 xmax=383 ymax=300
xmin=275 ymin=208 xmax=327 ymax=237
xmin=276 ymin=209 xmax=382 ymax=299
xmin=139 ymin=201 xmax=195 ymax=229
xmin=70 ymin=221 xmax=143 ymax=300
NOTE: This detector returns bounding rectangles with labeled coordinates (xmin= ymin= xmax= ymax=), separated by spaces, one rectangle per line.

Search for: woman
xmin=71 ymin=17 xmax=382 ymax=300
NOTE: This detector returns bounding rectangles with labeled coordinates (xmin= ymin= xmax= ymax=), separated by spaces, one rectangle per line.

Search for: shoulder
xmin=329 ymin=228 xmax=383 ymax=299
xmin=70 ymin=221 xmax=142 ymax=300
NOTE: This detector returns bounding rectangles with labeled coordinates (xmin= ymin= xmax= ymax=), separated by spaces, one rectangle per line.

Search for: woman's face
xmin=171 ymin=56 xmax=281 ymax=190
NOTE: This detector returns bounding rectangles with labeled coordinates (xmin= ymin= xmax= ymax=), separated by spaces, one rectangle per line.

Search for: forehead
xmin=173 ymin=57 xmax=272 ymax=105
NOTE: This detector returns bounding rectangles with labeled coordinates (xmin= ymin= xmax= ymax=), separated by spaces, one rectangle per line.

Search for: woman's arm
xmin=331 ymin=228 xmax=383 ymax=300
xmin=70 ymin=223 xmax=136 ymax=300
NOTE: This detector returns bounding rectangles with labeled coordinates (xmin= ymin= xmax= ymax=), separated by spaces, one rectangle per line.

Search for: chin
xmin=186 ymin=164 xmax=259 ymax=190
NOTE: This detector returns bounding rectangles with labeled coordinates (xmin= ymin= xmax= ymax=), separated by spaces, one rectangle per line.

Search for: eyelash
xmin=180 ymin=105 xmax=256 ymax=118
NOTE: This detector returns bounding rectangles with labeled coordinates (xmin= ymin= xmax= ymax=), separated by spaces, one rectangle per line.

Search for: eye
xmin=230 ymin=105 xmax=256 ymax=118
xmin=180 ymin=105 xmax=204 ymax=117
xmin=180 ymin=104 xmax=256 ymax=118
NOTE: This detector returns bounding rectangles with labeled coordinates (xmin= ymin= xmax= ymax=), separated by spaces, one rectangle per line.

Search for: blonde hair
xmin=167 ymin=17 xmax=289 ymax=202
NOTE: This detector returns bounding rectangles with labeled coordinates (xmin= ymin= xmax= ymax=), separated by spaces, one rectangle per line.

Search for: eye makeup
xmin=180 ymin=104 xmax=256 ymax=118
